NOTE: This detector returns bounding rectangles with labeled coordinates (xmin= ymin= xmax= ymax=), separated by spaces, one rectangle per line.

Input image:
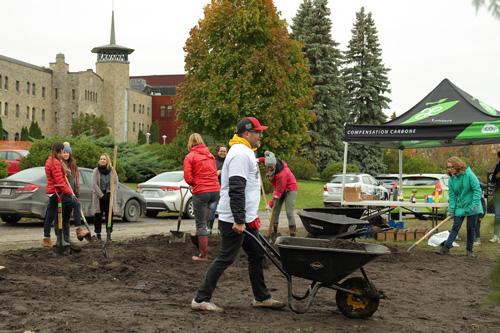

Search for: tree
xmin=291 ymin=0 xmax=347 ymax=171
xmin=20 ymin=127 xmax=29 ymax=141
xmin=473 ymin=0 xmax=500 ymax=19
xmin=177 ymin=0 xmax=313 ymax=155
xmin=71 ymin=113 xmax=109 ymax=138
xmin=343 ymin=7 xmax=391 ymax=174
xmin=150 ymin=121 xmax=159 ymax=144
xmin=137 ymin=129 xmax=146 ymax=145
xmin=28 ymin=121 xmax=43 ymax=139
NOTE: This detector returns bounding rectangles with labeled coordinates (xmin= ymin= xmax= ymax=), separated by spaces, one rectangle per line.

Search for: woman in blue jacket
xmin=438 ymin=156 xmax=483 ymax=257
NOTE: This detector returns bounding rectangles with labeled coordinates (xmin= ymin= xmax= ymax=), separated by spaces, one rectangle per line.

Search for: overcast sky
xmin=1 ymin=0 xmax=499 ymax=115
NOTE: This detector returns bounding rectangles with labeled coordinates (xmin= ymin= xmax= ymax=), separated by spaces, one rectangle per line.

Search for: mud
xmin=0 ymin=235 xmax=499 ymax=333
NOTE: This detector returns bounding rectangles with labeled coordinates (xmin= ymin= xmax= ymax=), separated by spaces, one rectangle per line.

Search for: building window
xmin=133 ymin=122 xmax=136 ymax=132
xmin=16 ymin=104 xmax=19 ymax=118
xmin=32 ymin=83 xmax=35 ymax=95
xmin=133 ymin=104 xmax=136 ymax=113
xmin=4 ymin=76 xmax=8 ymax=90
xmin=167 ymin=105 xmax=174 ymax=119
xmin=0 ymin=75 xmax=2 ymax=88
xmin=42 ymin=109 xmax=45 ymax=121
xmin=72 ymin=112 xmax=75 ymax=120
xmin=160 ymin=105 xmax=166 ymax=118
xmin=4 ymin=102 xmax=7 ymax=116
xmin=16 ymin=80 xmax=20 ymax=93
xmin=95 ymin=93 xmax=98 ymax=102
xmin=55 ymin=112 xmax=57 ymax=121
xmin=27 ymin=82 xmax=30 ymax=94
xmin=32 ymin=107 xmax=35 ymax=120
xmin=72 ymin=89 xmax=76 ymax=100
xmin=147 ymin=107 xmax=150 ymax=116
xmin=42 ymin=86 xmax=45 ymax=98
xmin=26 ymin=106 xmax=29 ymax=119
xmin=14 ymin=133 xmax=20 ymax=141
xmin=55 ymin=88 xmax=58 ymax=99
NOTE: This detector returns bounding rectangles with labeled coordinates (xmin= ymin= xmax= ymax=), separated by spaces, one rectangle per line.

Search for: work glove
xmin=246 ymin=217 xmax=261 ymax=231
xmin=70 ymin=195 xmax=78 ymax=204
xmin=269 ymin=197 xmax=275 ymax=209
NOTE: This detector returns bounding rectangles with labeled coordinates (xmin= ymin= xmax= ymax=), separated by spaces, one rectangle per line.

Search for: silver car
xmin=0 ymin=167 xmax=146 ymax=224
xmin=323 ymin=173 xmax=389 ymax=206
xmin=137 ymin=171 xmax=195 ymax=219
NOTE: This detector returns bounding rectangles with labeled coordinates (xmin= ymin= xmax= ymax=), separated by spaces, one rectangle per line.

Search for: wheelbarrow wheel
xmin=335 ymin=277 xmax=379 ymax=319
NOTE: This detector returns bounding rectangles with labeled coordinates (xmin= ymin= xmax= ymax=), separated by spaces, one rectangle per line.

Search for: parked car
xmin=0 ymin=167 xmax=145 ymax=224
xmin=375 ymin=174 xmax=400 ymax=191
xmin=0 ymin=149 xmax=29 ymax=176
xmin=137 ymin=171 xmax=195 ymax=219
xmin=323 ymin=173 xmax=389 ymax=206
xmin=390 ymin=173 xmax=449 ymax=218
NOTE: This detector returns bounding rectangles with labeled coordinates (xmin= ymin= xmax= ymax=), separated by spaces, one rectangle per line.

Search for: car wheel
xmin=184 ymin=198 xmax=195 ymax=219
xmin=145 ymin=210 xmax=159 ymax=218
xmin=1 ymin=214 xmax=21 ymax=225
xmin=123 ymin=199 xmax=141 ymax=222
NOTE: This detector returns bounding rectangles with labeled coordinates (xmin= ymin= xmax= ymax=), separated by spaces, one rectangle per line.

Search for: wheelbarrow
xmin=245 ymin=231 xmax=389 ymax=318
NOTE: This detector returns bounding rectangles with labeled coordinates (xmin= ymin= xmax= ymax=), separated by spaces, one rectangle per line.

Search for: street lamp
xmin=162 ymin=134 xmax=167 ymax=145
xmin=145 ymin=132 xmax=151 ymax=144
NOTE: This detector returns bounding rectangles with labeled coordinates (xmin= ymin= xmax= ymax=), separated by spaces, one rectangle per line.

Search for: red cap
xmin=236 ymin=117 xmax=269 ymax=133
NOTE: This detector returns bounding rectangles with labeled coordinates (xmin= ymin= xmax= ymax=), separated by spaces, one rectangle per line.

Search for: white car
xmin=323 ymin=173 xmax=389 ymax=206
xmin=137 ymin=171 xmax=195 ymax=218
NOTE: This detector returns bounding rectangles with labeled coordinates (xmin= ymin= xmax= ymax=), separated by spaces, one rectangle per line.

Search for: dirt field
xmin=0 ymin=234 xmax=499 ymax=333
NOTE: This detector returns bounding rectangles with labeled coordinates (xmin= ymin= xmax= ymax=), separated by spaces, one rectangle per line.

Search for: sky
xmin=1 ymin=0 xmax=499 ymax=116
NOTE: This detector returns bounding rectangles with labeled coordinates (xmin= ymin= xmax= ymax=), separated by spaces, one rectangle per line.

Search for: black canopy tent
xmin=339 ymin=78 xmax=500 ymax=210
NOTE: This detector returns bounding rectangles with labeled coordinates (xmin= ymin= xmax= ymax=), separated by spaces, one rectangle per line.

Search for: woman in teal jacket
xmin=438 ymin=156 xmax=483 ymax=257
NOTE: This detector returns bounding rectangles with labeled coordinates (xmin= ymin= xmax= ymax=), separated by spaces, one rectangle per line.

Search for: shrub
xmin=0 ymin=160 xmax=7 ymax=179
xmin=285 ymin=156 xmax=319 ymax=180
xmin=321 ymin=162 xmax=360 ymax=182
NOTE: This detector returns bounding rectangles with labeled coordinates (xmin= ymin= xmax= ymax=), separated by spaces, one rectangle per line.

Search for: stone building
xmin=0 ymin=11 xmax=151 ymax=143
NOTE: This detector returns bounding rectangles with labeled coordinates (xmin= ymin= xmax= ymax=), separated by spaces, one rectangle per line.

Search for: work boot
xmin=42 ymin=237 xmax=53 ymax=248
xmin=289 ymin=225 xmax=297 ymax=237
xmin=76 ymin=227 xmax=90 ymax=241
xmin=466 ymin=250 xmax=476 ymax=258
xmin=192 ymin=236 xmax=208 ymax=262
xmin=191 ymin=299 xmax=224 ymax=312
xmin=436 ymin=245 xmax=449 ymax=255
xmin=252 ymin=297 xmax=286 ymax=309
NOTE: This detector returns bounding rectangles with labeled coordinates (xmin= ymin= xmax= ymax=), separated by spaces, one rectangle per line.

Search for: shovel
xmin=407 ymin=216 xmax=452 ymax=252
xmin=169 ymin=186 xmax=190 ymax=243
xmin=53 ymin=194 xmax=70 ymax=255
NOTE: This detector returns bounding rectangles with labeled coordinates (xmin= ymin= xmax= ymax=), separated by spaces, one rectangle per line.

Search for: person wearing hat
xmin=191 ymin=117 xmax=285 ymax=312
xmin=61 ymin=142 xmax=90 ymax=242
xmin=258 ymin=151 xmax=298 ymax=236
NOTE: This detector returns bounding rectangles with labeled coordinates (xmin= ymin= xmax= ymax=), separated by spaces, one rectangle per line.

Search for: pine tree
xmin=20 ymin=127 xmax=29 ymax=141
xmin=150 ymin=121 xmax=159 ymax=144
xmin=137 ymin=129 xmax=146 ymax=145
xmin=178 ymin=0 xmax=313 ymax=154
xmin=291 ymin=0 xmax=347 ymax=171
xmin=28 ymin=121 xmax=43 ymax=140
xmin=343 ymin=7 xmax=391 ymax=174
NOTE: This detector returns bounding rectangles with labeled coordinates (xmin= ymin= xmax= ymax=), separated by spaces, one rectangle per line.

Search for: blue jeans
xmin=444 ymin=215 xmax=478 ymax=252
xmin=207 ymin=200 xmax=218 ymax=229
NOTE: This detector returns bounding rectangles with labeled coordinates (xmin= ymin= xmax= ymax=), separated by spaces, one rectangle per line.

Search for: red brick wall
xmin=151 ymin=96 xmax=178 ymax=144
xmin=0 ymin=140 xmax=32 ymax=150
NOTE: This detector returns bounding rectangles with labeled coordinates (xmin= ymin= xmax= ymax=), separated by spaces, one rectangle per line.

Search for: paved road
xmin=0 ymin=211 xmax=302 ymax=253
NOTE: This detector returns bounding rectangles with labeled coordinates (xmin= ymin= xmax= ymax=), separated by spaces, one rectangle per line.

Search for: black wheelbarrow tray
xmin=298 ymin=211 xmax=370 ymax=239
xmin=245 ymin=231 xmax=390 ymax=318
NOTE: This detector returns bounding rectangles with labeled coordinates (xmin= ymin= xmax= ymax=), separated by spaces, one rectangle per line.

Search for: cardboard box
xmin=361 ymin=193 xmax=378 ymax=201
xmin=343 ymin=186 xmax=362 ymax=202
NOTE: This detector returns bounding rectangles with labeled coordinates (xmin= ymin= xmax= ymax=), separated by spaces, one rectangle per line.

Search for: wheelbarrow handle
xmin=243 ymin=230 xmax=289 ymax=279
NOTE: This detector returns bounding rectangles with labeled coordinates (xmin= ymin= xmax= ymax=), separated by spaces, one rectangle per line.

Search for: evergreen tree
xmin=178 ymin=0 xmax=313 ymax=155
xmin=137 ymin=129 xmax=146 ymax=145
xmin=21 ymin=127 xmax=29 ymax=141
xmin=71 ymin=114 xmax=109 ymax=138
xmin=28 ymin=121 xmax=43 ymax=139
xmin=343 ymin=7 xmax=391 ymax=174
xmin=291 ymin=0 xmax=347 ymax=171
xmin=150 ymin=121 xmax=160 ymax=144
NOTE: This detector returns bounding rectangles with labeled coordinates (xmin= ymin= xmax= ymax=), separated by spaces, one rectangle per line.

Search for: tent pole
xmin=399 ymin=149 xmax=404 ymax=221
xmin=341 ymin=142 xmax=348 ymax=206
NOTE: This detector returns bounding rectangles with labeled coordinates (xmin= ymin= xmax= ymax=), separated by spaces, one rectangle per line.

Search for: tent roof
xmin=344 ymin=79 xmax=500 ymax=149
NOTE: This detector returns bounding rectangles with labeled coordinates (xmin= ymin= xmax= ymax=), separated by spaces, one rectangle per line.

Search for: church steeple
xmin=91 ymin=10 xmax=134 ymax=63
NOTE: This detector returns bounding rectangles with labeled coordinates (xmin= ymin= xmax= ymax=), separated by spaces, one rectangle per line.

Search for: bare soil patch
xmin=0 ymin=235 xmax=499 ymax=332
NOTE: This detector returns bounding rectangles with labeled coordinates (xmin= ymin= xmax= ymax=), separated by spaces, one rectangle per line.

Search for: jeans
xmin=271 ymin=191 xmax=297 ymax=227
xmin=195 ymin=221 xmax=271 ymax=303
xmin=94 ymin=193 xmax=113 ymax=234
xmin=43 ymin=194 xmax=75 ymax=238
xmin=207 ymin=200 xmax=218 ymax=229
xmin=193 ymin=192 xmax=219 ymax=236
xmin=444 ymin=214 xmax=478 ymax=252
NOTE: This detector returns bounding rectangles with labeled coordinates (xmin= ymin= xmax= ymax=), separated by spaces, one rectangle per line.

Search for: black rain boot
xmin=96 ymin=233 xmax=102 ymax=241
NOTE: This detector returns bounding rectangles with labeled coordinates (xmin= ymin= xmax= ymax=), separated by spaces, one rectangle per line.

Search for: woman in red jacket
xmin=184 ymin=133 xmax=220 ymax=261
xmin=259 ymin=151 xmax=298 ymax=236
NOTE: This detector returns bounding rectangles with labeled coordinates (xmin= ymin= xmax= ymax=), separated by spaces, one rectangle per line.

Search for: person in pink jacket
xmin=259 ymin=151 xmax=298 ymax=236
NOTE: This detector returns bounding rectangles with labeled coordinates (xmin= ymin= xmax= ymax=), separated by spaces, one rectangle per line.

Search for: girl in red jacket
xmin=184 ymin=133 xmax=220 ymax=261
xmin=259 ymin=151 xmax=298 ymax=236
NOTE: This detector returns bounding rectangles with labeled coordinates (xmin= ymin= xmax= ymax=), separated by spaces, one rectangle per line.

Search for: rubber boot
xmin=96 ymin=233 xmax=102 ymax=241
xmin=289 ymin=225 xmax=297 ymax=237
xmin=192 ymin=236 xmax=208 ymax=262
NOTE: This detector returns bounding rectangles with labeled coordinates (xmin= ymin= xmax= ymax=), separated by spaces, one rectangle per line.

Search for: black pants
xmin=94 ymin=193 xmax=113 ymax=234
xmin=195 ymin=221 xmax=270 ymax=303
xmin=43 ymin=193 xmax=75 ymax=238
xmin=193 ymin=192 xmax=220 ymax=236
